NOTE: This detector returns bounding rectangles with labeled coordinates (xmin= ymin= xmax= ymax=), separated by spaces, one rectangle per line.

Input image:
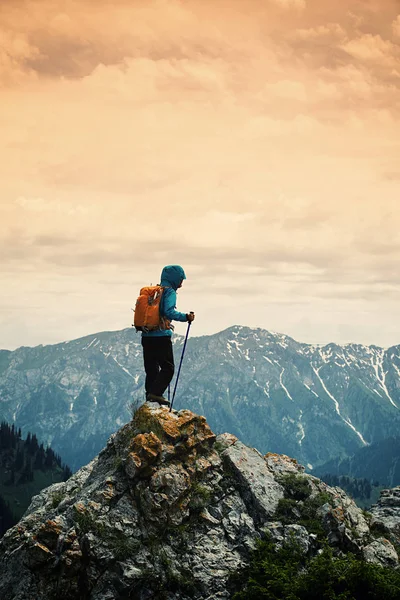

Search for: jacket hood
xmin=160 ymin=265 xmax=186 ymax=290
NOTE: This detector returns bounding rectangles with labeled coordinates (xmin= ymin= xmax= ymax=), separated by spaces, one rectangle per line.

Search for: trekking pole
xmin=170 ymin=317 xmax=193 ymax=412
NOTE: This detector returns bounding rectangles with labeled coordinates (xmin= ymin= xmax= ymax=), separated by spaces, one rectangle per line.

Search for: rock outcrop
xmin=370 ymin=487 xmax=400 ymax=546
xmin=0 ymin=404 xmax=398 ymax=600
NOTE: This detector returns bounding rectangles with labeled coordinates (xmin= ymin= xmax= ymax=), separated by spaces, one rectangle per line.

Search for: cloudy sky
xmin=1 ymin=0 xmax=400 ymax=350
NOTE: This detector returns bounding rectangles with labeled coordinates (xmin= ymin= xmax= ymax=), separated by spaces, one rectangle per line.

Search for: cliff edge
xmin=0 ymin=404 xmax=398 ymax=599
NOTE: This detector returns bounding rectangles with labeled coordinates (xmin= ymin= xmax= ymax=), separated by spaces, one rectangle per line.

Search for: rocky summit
xmin=0 ymin=404 xmax=399 ymax=600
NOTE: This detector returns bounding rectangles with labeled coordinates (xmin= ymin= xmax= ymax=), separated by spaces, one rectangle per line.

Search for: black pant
xmin=141 ymin=336 xmax=175 ymax=397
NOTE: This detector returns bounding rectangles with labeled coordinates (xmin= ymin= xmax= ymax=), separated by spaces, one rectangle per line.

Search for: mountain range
xmin=1 ymin=325 xmax=400 ymax=472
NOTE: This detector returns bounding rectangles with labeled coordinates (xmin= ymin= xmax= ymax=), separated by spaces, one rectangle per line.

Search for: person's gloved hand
xmin=186 ymin=312 xmax=195 ymax=323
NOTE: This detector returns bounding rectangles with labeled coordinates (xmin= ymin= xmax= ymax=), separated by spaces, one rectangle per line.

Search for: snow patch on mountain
xmin=280 ymin=368 xmax=293 ymax=401
xmin=304 ymin=383 xmax=319 ymax=398
xmin=297 ymin=410 xmax=305 ymax=445
xmin=313 ymin=365 xmax=368 ymax=446
xmin=263 ymin=355 xmax=275 ymax=366
xmin=393 ymin=363 xmax=400 ymax=380
xmin=82 ymin=337 xmax=97 ymax=351
xmin=111 ymin=355 xmax=134 ymax=379
xmin=370 ymin=351 xmax=398 ymax=409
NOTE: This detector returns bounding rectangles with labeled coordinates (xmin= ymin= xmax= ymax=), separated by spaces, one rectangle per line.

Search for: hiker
xmin=141 ymin=265 xmax=195 ymax=406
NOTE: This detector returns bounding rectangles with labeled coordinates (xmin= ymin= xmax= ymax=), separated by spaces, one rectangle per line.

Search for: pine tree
xmin=30 ymin=434 xmax=39 ymax=454
xmin=14 ymin=448 xmax=24 ymax=471
xmin=44 ymin=447 xmax=54 ymax=468
xmin=0 ymin=420 xmax=73 ymax=537
xmin=20 ymin=458 xmax=33 ymax=484
xmin=0 ymin=493 xmax=16 ymax=537
xmin=6 ymin=470 xmax=16 ymax=485
xmin=0 ymin=422 xmax=12 ymax=450
xmin=10 ymin=425 xmax=16 ymax=449
xmin=63 ymin=465 xmax=72 ymax=481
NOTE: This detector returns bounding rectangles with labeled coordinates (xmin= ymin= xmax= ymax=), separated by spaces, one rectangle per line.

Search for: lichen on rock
xmin=0 ymin=403 xmax=399 ymax=600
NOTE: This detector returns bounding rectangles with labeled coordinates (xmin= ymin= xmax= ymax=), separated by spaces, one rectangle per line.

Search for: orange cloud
xmin=393 ymin=15 xmax=400 ymax=37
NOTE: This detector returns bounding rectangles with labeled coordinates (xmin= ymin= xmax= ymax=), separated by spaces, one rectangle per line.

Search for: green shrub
xmin=275 ymin=498 xmax=300 ymax=522
xmin=109 ymin=535 xmax=140 ymax=560
xmin=73 ymin=507 xmax=104 ymax=535
xmin=298 ymin=492 xmax=332 ymax=538
xmin=370 ymin=520 xmax=389 ymax=538
xmin=214 ymin=442 xmax=224 ymax=453
xmin=277 ymin=473 xmax=312 ymax=501
xmin=274 ymin=491 xmax=331 ymax=539
xmin=189 ymin=482 xmax=212 ymax=511
xmin=51 ymin=490 xmax=64 ymax=509
xmin=231 ymin=537 xmax=400 ymax=600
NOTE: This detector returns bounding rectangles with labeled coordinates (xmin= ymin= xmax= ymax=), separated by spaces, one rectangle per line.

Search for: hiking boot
xmin=146 ymin=393 xmax=170 ymax=407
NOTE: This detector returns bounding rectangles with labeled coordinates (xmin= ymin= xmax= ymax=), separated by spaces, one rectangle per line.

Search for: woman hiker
xmin=141 ymin=264 xmax=195 ymax=406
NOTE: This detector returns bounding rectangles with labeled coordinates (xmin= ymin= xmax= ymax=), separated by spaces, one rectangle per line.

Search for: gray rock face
xmin=223 ymin=441 xmax=284 ymax=523
xmin=0 ymin=405 xmax=398 ymax=600
xmin=363 ymin=538 xmax=399 ymax=568
xmin=370 ymin=486 xmax=400 ymax=545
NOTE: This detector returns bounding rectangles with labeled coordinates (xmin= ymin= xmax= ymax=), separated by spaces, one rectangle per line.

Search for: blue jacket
xmin=142 ymin=265 xmax=188 ymax=338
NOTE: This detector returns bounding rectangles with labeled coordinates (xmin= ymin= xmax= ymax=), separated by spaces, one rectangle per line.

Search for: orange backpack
xmin=133 ymin=286 xmax=171 ymax=332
